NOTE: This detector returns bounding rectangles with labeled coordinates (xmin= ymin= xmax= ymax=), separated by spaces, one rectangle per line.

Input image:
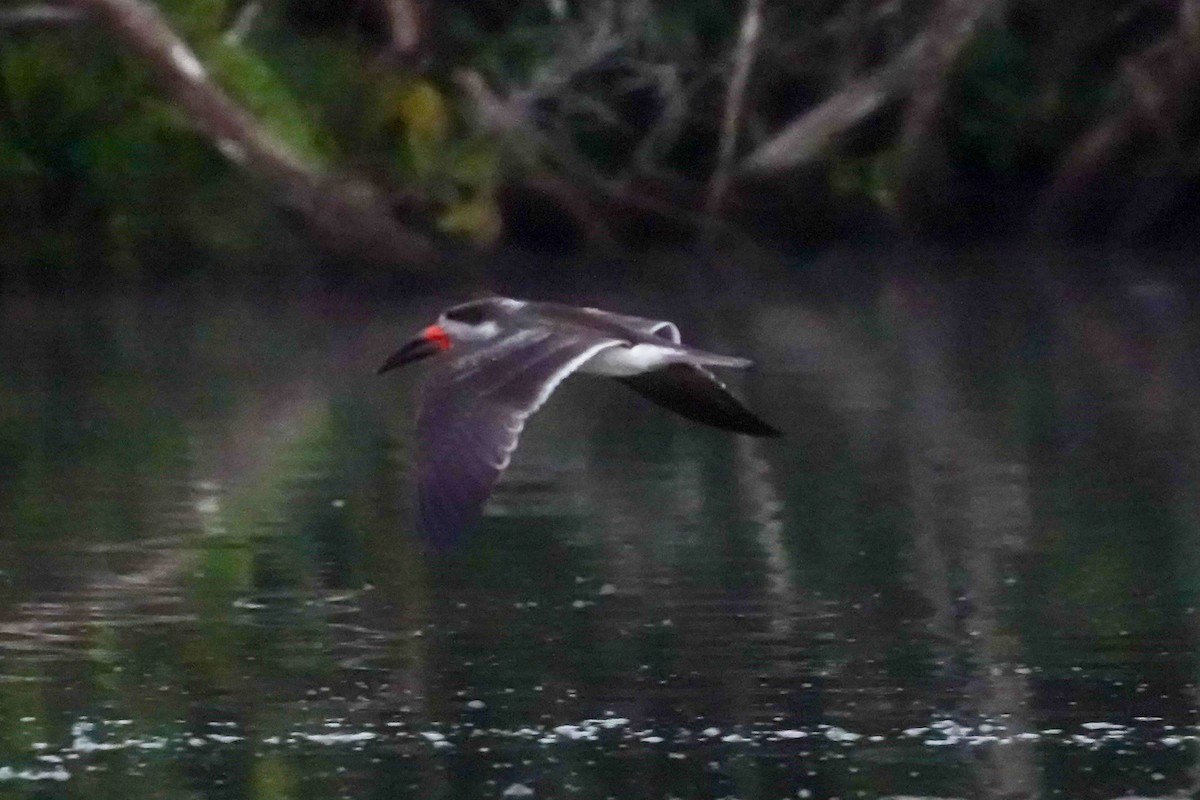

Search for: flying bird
xmin=378 ymin=297 xmax=779 ymax=545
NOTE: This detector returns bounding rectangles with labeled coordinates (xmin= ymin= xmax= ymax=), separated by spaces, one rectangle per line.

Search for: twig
xmin=62 ymin=0 xmax=437 ymax=267
xmin=523 ymin=12 xmax=622 ymax=103
xmin=898 ymin=0 xmax=1000 ymax=189
xmin=742 ymin=0 xmax=997 ymax=175
xmin=0 ymin=4 xmax=88 ymax=27
xmin=705 ymin=0 xmax=765 ymax=222
xmin=222 ymin=0 xmax=261 ymax=45
xmin=1038 ymin=0 xmax=1200 ymax=231
xmin=378 ymin=0 xmax=422 ymax=57
xmin=742 ymin=34 xmax=925 ymax=173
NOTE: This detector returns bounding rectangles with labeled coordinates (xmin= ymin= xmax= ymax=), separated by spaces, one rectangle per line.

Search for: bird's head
xmin=377 ymin=297 xmax=520 ymax=374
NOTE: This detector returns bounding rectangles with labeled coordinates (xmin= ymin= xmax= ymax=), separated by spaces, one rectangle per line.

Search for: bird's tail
xmin=675 ymin=345 xmax=753 ymax=369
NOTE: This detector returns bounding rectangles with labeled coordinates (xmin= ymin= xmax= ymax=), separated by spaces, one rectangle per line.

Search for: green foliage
xmin=2 ymin=0 xmax=1198 ymax=281
xmin=371 ymin=75 xmax=503 ymax=244
xmin=156 ymin=0 xmax=228 ymax=39
xmin=1 ymin=37 xmax=135 ymax=177
xmin=206 ymin=39 xmax=328 ymax=167
xmin=0 ymin=27 xmax=325 ymax=283
xmin=377 ymin=76 xmax=452 ymax=181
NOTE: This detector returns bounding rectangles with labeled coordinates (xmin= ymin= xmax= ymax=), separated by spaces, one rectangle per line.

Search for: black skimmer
xmin=378 ymin=297 xmax=779 ymax=545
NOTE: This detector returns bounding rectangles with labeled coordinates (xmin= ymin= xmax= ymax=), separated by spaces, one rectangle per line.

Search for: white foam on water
xmin=8 ymin=711 xmax=1194 ymax=784
xmin=0 ymin=766 xmax=70 ymax=782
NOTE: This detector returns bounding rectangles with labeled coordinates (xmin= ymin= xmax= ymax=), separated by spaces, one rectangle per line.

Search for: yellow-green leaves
xmin=439 ymin=191 xmax=503 ymax=245
xmin=373 ymin=77 xmax=504 ymax=245
xmin=375 ymin=76 xmax=451 ymax=181
xmin=395 ymin=79 xmax=451 ymax=171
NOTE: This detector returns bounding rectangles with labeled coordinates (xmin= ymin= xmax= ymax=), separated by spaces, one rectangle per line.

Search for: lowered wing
xmin=416 ymin=328 xmax=624 ymax=547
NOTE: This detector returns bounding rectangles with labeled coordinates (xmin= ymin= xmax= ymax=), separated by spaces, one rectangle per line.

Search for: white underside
xmin=579 ymin=343 xmax=676 ymax=377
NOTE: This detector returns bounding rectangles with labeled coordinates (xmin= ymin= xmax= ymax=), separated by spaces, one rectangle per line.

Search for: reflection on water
xmin=2 ymin=254 xmax=1200 ymax=799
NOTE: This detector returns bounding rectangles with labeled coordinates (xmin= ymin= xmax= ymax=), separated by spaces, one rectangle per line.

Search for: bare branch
xmin=1038 ymin=0 xmax=1200 ymax=230
xmin=0 ymin=4 xmax=88 ymax=27
xmin=521 ymin=10 xmax=623 ymax=103
xmin=61 ymin=0 xmax=437 ymax=268
xmin=901 ymin=0 xmax=1000 ymax=155
xmin=378 ymin=0 xmax=422 ymax=57
xmin=222 ymin=0 xmax=260 ymax=45
xmin=742 ymin=37 xmax=925 ymax=173
xmin=743 ymin=0 xmax=998 ymax=175
xmin=705 ymin=0 xmax=765 ymax=221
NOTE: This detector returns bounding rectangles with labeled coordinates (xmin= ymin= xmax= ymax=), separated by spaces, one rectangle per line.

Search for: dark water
xmin=2 ymin=256 xmax=1200 ymax=799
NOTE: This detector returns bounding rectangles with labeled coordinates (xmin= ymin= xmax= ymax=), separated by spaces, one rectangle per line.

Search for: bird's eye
xmin=444 ymin=304 xmax=488 ymax=325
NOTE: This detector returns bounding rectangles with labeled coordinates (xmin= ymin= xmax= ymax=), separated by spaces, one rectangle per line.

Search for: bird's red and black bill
xmin=377 ymin=325 xmax=451 ymax=374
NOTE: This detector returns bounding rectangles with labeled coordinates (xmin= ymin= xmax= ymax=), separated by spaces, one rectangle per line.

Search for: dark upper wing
xmin=416 ymin=329 xmax=624 ymax=547
xmin=618 ymin=363 xmax=781 ymax=437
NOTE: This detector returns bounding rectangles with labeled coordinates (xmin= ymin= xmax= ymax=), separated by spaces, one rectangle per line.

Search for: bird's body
xmin=378 ymin=297 xmax=779 ymax=545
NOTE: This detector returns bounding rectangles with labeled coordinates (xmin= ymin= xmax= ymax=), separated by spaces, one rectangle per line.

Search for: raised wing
xmin=416 ymin=329 xmax=624 ymax=547
xmin=573 ymin=306 xmax=682 ymax=343
xmin=618 ymin=363 xmax=781 ymax=437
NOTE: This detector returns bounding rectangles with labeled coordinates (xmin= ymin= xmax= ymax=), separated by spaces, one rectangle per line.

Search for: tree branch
xmin=742 ymin=0 xmax=998 ymax=176
xmin=0 ymin=4 xmax=89 ymax=27
xmin=222 ymin=0 xmax=261 ymax=45
xmin=705 ymin=0 xmax=765 ymax=222
xmin=897 ymin=0 xmax=1004 ymax=216
xmin=378 ymin=0 xmax=422 ymax=58
xmin=741 ymin=37 xmax=925 ymax=173
xmin=62 ymin=0 xmax=438 ymax=269
xmin=1037 ymin=0 xmax=1200 ymax=234
xmin=901 ymin=0 xmax=1000 ymax=159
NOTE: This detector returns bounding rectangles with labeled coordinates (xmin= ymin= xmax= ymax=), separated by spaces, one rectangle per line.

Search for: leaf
xmin=438 ymin=191 xmax=502 ymax=245
xmin=397 ymin=80 xmax=451 ymax=142
xmin=446 ymin=138 xmax=503 ymax=189
xmin=400 ymin=81 xmax=452 ymax=181
xmin=157 ymin=0 xmax=228 ymax=39
xmin=373 ymin=78 xmax=453 ymax=180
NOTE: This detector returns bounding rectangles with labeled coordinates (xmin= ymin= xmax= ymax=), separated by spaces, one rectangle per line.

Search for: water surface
xmin=2 ymin=258 xmax=1199 ymax=799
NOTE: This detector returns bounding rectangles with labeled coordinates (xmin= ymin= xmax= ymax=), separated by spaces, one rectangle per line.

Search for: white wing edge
xmin=652 ymin=322 xmax=681 ymax=343
xmin=489 ymin=338 xmax=625 ymax=472
xmin=524 ymin=339 xmax=627 ymax=418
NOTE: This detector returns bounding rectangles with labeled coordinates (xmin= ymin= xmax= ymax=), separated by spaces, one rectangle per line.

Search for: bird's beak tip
xmin=375 ymin=355 xmax=404 ymax=375
xmin=377 ymin=326 xmax=451 ymax=375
